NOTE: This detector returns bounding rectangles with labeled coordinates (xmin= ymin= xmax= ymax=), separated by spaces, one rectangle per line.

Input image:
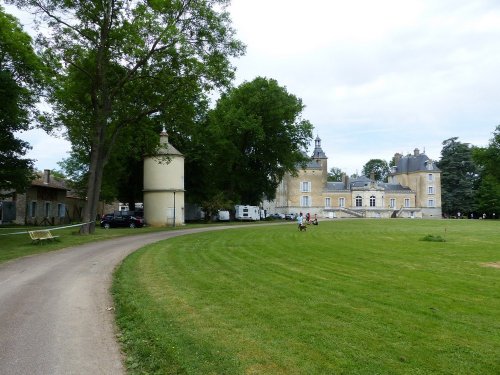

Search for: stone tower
xmin=311 ymin=135 xmax=328 ymax=183
xmin=143 ymin=127 xmax=185 ymax=226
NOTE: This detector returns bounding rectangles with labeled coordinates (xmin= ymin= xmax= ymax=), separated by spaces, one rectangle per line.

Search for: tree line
xmin=2 ymin=2 xmax=499 ymax=230
xmin=0 ymin=2 xmax=312 ymax=231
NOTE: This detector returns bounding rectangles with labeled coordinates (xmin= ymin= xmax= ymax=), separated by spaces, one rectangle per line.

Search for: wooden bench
xmin=29 ymin=230 xmax=60 ymax=244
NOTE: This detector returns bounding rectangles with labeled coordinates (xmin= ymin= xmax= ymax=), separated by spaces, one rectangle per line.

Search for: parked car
xmin=285 ymin=213 xmax=296 ymax=220
xmin=100 ymin=215 xmax=144 ymax=229
xmin=267 ymin=213 xmax=284 ymax=220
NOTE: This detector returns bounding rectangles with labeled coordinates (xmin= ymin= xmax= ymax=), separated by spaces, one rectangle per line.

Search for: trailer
xmin=217 ymin=210 xmax=230 ymax=221
xmin=235 ymin=205 xmax=261 ymax=221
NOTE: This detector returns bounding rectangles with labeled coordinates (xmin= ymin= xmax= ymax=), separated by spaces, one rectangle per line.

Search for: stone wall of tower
xmin=143 ymin=131 xmax=185 ymax=227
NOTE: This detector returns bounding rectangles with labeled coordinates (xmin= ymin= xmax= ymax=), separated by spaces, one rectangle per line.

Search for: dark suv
xmin=100 ymin=215 xmax=144 ymax=229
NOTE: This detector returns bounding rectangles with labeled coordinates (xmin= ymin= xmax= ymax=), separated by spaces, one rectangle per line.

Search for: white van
xmin=234 ymin=205 xmax=261 ymax=221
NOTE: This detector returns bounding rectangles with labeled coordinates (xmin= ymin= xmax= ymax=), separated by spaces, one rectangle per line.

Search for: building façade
xmin=263 ymin=137 xmax=442 ymax=219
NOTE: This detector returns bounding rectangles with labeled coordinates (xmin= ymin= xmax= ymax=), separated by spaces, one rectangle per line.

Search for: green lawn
xmin=112 ymin=219 xmax=500 ymax=374
xmin=0 ymin=224 xmax=179 ymax=264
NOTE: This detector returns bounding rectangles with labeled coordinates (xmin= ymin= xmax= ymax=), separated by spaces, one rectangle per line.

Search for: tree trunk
xmin=80 ymin=126 xmax=107 ymax=235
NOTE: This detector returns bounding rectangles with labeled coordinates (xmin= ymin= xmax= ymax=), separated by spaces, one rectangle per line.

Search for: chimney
xmin=414 ymin=148 xmax=420 ymax=156
xmin=370 ymin=172 xmax=375 ymax=181
xmin=342 ymin=173 xmax=349 ymax=189
xmin=43 ymin=169 xmax=51 ymax=184
xmin=394 ymin=153 xmax=402 ymax=165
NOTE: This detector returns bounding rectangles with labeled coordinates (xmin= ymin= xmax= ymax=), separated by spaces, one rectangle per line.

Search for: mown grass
xmin=112 ymin=219 xmax=500 ymax=374
xmin=0 ymin=221 xmax=265 ymax=264
xmin=0 ymin=224 xmax=196 ymax=264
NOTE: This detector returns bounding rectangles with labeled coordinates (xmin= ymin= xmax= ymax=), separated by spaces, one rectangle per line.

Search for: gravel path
xmin=0 ymin=227 xmax=233 ymax=375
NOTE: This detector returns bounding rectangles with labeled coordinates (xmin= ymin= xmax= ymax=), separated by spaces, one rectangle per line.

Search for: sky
xmin=9 ymin=0 xmax=500 ymax=175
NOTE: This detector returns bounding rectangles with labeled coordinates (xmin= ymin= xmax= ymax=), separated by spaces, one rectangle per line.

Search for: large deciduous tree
xmin=473 ymin=125 xmax=500 ymax=215
xmin=362 ymin=159 xmax=389 ymax=182
xmin=473 ymin=125 xmax=500 ymax=183
xmin=437 ymin=137 xmax=479 ymax=216
xmin=9 ymin=0 xmax=244 ymax=233
xmin=192 ymin=77 xmax=314 ymax=206
xmin=0 ymin=6 xmax=43 ymax=195
xmin=327 ymin=167 xmax=344 ymax=182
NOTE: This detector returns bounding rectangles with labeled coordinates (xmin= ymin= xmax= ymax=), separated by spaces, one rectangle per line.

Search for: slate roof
xmin=393 ymin=152 xmax=440 ymax=174
xmin=380 ymin=183 xmax=412 ymax=192
xmin=325 ymin=182 xmax=347 ymax=191
xmin=349 ymin=176 xmax=372 ymax=188
xmin=311 ymin=136 xmax=327 ymax=159
xmin=298 ymin=151 xmax=322 ymax=169
xmin=31 ymin=173 xmax=68 ymax=191
xmin=325 ymin=177 xmax=412 ymax=192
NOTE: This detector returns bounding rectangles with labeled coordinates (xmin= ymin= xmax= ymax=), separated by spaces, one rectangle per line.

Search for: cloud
xmin=7 ymin=0 xmax=500 ymax=176
xmin=230 ymin=0 xmax=500 ymax=174
xmin=15 ymin=129 xmax=71 ymax=171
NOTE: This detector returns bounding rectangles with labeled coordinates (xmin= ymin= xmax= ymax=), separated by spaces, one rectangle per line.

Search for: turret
xmin=311 ymin=135 xmax=328 ymax=180
xmin=143 ymin=127 xmax=185 ymax=227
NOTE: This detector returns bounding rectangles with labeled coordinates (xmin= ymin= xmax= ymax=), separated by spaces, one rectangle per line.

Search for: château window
xmin=355 ymin=196 xmax=362 ymax=207
xmin=428 ymin=199 xmax=435 ymax=207
xmin=428 ymin=174 xmax=433 ymax=182
xmin=301 ymin=196 xmax=310 ymax=207
xmin=428 ymin=186 xmax=434 ymax=194
xmin=45 ymin=202 xmax=50 ymax=218
xmin=390 ymin=198 xmax=396 ymax=208
xmin=369 ymin=195 xmax=376 ymax=207
xmin=325 ymin=197 xmax=331 ymax=208
xmin=404 ymin=198 xmax=410 ymax=208
xmin=339 ymin=197 xmax=345 ymax=207
xmin=30 ymin=201 xmax=37 ymax=217
xmin=301 ymin=181 xmax=311 ymax=192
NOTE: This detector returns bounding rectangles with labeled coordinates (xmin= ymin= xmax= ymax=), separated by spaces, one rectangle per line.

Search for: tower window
xmin=301 ymin=181 xmax=311 ymax=192
xmin=301 ymin=196 xmax=310 ymax=207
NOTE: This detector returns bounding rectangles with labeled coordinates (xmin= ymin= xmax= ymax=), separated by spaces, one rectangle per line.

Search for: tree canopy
xmin=9 ymin=0 xmax=245 ymax=233
xmin=473 ymin=125 xmax=500 ymax=215
xmin=362 ymin=159 xmax=389 ymax=182
xmin=327 ymin=167 xmax=344 ymax=182
xmin=473 ymin=125 xmax=500 ymax=183
xmin=0 ymin=6 xmax=44 ymax=195
xmin=437 ymin=137 xmax=479 ymax=216
xmin=188 ymin=77 xmax=313 ymax=206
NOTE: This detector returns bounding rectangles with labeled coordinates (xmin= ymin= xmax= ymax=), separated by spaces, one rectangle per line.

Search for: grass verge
xmin=113 ymin=219 xmax=500 ymax=374
xmin=0 ymin=223 xmax=227 ymax=264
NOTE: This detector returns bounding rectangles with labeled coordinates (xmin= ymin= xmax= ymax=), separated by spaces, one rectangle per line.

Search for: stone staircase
xmin=339 ymin=207 xmax=365 ymax=218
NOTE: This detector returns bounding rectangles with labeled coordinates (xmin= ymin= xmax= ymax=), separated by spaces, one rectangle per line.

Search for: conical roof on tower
xmin=157 ymin=126 xmax=182 ymax=156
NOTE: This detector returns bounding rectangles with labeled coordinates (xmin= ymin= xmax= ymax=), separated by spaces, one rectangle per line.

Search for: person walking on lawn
xmin=297 ymin=212 xmax=304 ymax=230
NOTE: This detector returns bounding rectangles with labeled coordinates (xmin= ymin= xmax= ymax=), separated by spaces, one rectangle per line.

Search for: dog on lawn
xmin=298 ymin=223 xmax=307 ymax=231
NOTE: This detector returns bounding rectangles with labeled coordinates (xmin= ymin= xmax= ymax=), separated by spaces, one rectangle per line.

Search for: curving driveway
xmin=0 ymin=226 xmax=237 ymax=375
